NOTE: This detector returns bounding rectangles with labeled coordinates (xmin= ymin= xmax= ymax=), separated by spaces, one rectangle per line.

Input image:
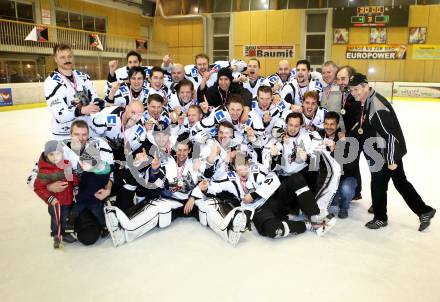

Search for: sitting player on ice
xmin=33 ymin=140 xmax=79 ymax=249
xmin=231 ymin=152 xmax=335 ymax=238
xmin=189 ymin=151 xmax=281 ymax=245
xmin=263 ymin=112 xmax=341 ymax=221
xmin=104 ymin=132 xmax=200 ymax=247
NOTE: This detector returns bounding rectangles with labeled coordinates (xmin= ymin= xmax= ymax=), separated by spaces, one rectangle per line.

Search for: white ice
xmin=1 ymin=101 xmax=439 ymax=302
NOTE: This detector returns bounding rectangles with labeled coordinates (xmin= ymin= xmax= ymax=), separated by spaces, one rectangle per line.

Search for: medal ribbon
xmin=359 ymin=105 xmax=366 ymax=131
xmin=60 ymin=72 xmax=77 ymax=93
xmin=53 ymin=203 xmax=63 ymax=243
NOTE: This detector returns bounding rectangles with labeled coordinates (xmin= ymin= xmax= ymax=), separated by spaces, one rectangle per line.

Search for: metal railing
xmin=0 ymin=18 xmax=167 ymax=59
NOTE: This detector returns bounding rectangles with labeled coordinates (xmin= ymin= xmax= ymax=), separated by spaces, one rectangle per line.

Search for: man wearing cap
xmin=197 ymin=67 xmax=252 ymax=115
xmin=348 ymin=73 xmax=436 ymax=231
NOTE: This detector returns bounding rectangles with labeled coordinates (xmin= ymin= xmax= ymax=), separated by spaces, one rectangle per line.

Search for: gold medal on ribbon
xmin=358 ymin=128 xmax=364 ymax=135
xmin=340 ymin=109 xmax=346 ymax=115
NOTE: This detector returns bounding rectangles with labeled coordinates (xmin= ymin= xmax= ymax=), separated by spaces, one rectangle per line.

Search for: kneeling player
xmin=104 ymin=132 xmax=201 ymax=247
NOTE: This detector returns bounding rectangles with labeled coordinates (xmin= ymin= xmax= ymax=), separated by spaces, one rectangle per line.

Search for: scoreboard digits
xmin=353 ymin=6 xmax=388 ymax=27
xmin=333 ymin=6 xmax=409 ymax=28
xmin=357 ymin=6 xmax=384 ymax=15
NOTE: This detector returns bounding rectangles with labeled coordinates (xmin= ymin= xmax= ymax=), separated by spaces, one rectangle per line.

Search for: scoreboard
xmin=333 ymin=6 xmax=409 ymax=28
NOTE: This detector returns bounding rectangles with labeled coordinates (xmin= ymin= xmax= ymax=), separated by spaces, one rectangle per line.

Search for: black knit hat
xmin=217 ymin=67 xmax=233 ymax=82
xmin=349 ymin=73 xmax=368 ymax=86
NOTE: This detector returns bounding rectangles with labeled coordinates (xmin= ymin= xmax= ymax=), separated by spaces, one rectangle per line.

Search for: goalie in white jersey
xmin=45 ymin=44 xmax=103 ymax=140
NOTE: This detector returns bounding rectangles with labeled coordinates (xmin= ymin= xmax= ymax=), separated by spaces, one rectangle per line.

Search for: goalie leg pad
xmin=104 ymin=199 xmax=181 ymax=247
xmin=195 ymin=198 xmax=249 ymax=246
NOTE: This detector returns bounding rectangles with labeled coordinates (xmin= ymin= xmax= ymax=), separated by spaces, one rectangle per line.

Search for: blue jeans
xmin=332 ymin=177 xmax=357 ymax=210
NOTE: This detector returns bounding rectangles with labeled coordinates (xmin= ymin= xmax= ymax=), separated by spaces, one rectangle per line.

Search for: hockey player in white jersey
xmin=45 ymin=44 xmax=103 ymax=140
xmin=147 ymin=67 xmax=171 ymax=103
xmin=191 ymin=94 xmax=246 ymax=147
xmin=142 ymin=94 xmax=171 ymax=130
xmin=195 ymin=121 xmax=239 ymax=181
xmin=231 ymin=152 xmax=335 ymax=238
xmin=160 ymin=55 xmax=186 ymax=94
xmin=245 ymin=86 xmax=289 ymax=153
xmin=289 ymin=60 xmax=324 ymax=106
xmin=90 ymin=100 xmax=145 ymax=162
xmin=262 ymin=60 xmax=297 ymax=104
xmin=106 ymin=50 xmax=152 ymax=96
xmin=183 ymin=53 xmax=216 ymax=91
xmin=106 ymin=66 xmax=149 ymax=107
xmin=188 ymin=152 xmax=260 ymax=246
xmin=180 ymin=53 xmax=247 ymax=91
xmin=240 ymin=58 xmax=266 ymax=98
xmin=104 ymin=133 xmax=201 ymax=247
xmin=302 ymin=90 xmax=327 ymax=131
xmin=167 ymin=79 xmax=198 ymax=114
xmin=263 ymin=112 xmax=341 ymax=220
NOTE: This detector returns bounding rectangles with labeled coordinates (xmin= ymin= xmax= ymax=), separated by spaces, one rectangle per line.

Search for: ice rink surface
xmin=1 ymin=100 xmax=439 ymax=302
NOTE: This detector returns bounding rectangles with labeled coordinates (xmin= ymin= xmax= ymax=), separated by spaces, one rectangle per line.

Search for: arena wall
xmin=151 ymin=5 xmax=440 ymax=82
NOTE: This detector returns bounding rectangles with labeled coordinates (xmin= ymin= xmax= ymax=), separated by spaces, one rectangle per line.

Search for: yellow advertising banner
xmin=412 ymin=45 xmax=440 ymax=60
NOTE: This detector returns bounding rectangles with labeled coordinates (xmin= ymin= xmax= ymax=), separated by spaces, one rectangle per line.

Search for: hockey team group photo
xmin=27 ymin=44 xmax=436 ymax=249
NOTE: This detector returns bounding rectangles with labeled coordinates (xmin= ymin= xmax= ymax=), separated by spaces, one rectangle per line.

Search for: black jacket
xmin=363 ymin=89 xmax=406 ymax=165
xmin=197 ymin=82 xmax=252 ymax=108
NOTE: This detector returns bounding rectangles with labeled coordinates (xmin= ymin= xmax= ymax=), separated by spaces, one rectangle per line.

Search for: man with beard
xmin=316 ymin=111 xmax=357 ymax=219
xmin=45 ymin=44 xmax=103 ymax=140
xmin=348 ymin=73 xmax=436 ymax=231
xmin=184 ymin=53 xmax=216 ymax=91
xmin=106 ymin=67 xmax=149 ymax=107
xmin=336 ymin=65 xmax=363 ymax=202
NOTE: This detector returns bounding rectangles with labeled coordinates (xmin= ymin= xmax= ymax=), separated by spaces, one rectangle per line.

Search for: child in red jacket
xmin=34 ymin=140 xmax=79 ymax=248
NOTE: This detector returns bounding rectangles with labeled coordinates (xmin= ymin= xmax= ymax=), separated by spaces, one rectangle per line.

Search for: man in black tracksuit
xmin=348 ymin=73 xmax=435 ymax=231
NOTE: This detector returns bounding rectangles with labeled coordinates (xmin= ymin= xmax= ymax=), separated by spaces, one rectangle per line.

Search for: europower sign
xmin=0 ymin=88 xmax=13 ymax=106
xmin=346 ymin=44 xmax=407 ymax=60
xmin=243 ymin=45 xmax=295 ymax=58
